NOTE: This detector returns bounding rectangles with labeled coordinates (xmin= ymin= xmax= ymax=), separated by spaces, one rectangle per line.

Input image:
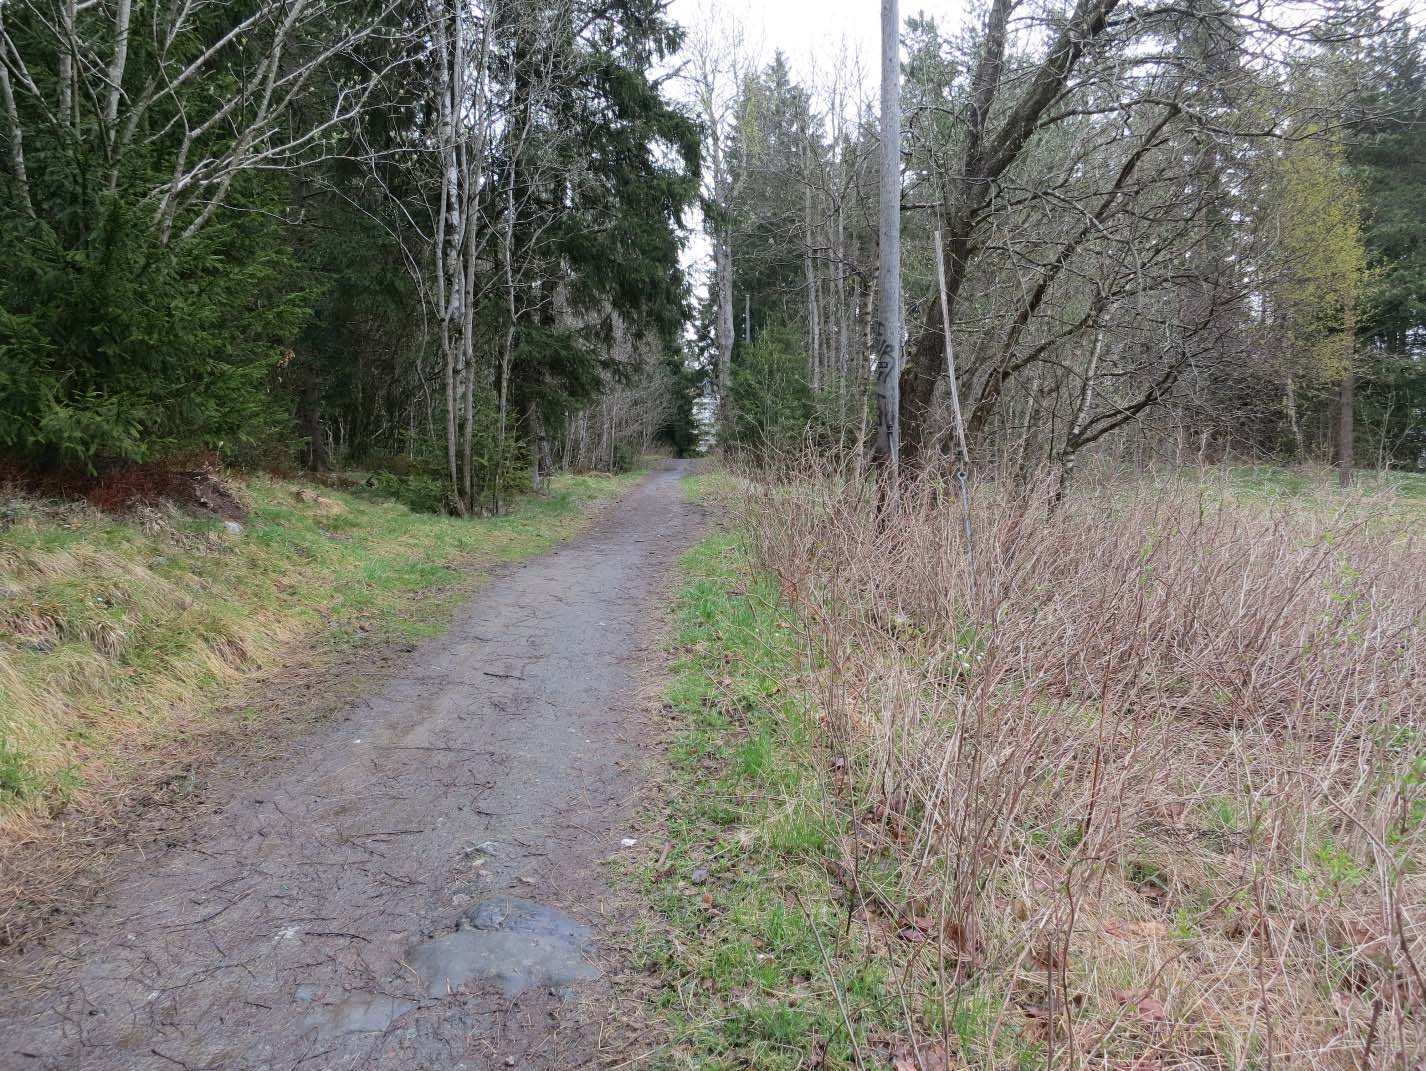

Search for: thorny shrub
xmin=728 ymin=457 xmax=1425 ymax=1069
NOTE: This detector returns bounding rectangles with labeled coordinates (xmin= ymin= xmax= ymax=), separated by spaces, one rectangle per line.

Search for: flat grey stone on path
xmin=0 ymin=461 xmax=703 ymax=1071
xmin=408 ymin=895 xmax=600 ymax=1000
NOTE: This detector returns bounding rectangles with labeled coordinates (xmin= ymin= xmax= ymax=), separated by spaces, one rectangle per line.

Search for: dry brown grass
xmin=725 ymin=458 xmax=1425 ymax=1070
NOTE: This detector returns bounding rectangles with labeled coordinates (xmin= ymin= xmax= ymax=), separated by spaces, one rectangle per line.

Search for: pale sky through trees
xmin=664 ymin=0 xmax=932 ymax=316
xmin=666 ymin=0 xmax=882 ymax=84
xmin=663 ymin=0 xmax=1421 ymax=318
xmin=663 ymin=0 xmax=984 ymax=311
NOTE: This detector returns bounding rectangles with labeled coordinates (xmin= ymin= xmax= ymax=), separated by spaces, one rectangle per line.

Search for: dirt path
xmin=0 ymin=462 xmax=703 ymax=1071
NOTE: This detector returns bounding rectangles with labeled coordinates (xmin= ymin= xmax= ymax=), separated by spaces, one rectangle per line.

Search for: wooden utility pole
xmin=872 ymin=0 xmax=901 ymax=499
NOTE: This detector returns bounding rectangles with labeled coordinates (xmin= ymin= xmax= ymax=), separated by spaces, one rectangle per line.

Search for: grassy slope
xmin=0 ymin=470 xmax=644 ymax=838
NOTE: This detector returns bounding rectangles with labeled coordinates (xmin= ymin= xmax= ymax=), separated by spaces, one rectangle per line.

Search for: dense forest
xmin=2 ymin=0 xmax=1422 ymax=513
xmin=0 ymin=0 xmax=703 ymax=515
xmin=696 ymin=2 xmax=1425 ymax=489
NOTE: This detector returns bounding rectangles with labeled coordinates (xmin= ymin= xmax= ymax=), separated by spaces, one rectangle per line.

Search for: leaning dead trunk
xmin=804 ymin=178 xmax=821 ymax=392
xmin=1285 ymin=374 xmax=1305 ymax=461
xmin=526 ymin=399 xmax=550 ymax=492
xmin=493 ymin=174 xmax=517 ymax=514
xmin=709 ymin=116 xmax=736 ymax=437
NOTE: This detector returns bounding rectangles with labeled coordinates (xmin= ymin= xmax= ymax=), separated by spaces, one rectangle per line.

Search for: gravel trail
xmin=0 ymin=461 xmax=703 ymax=1071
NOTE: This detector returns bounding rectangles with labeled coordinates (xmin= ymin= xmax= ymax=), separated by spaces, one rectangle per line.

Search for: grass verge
xmin=637 ymin=522 xmax=920 ymax=1070
xmin=0 ymin=467 xmax=645 ymax=938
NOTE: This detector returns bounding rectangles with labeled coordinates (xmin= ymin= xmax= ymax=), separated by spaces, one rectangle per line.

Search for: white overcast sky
xmin=665 ymin=0 xmax=884 ymax=83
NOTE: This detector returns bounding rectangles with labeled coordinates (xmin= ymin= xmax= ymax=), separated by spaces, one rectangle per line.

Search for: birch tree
xmin=0 ymin=0 xmax=415 ymax=466
xmin=0 ymin=0 xmax=418 ymax=245
xmin=684 ymin=6 xmax=754 ymax=435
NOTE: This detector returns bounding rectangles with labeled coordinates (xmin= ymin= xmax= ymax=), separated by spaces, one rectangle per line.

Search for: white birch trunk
xmin=103 ymin=0 xmax=133 ymax=144
xmin=0 ymin=21 xmax=32 ymax=216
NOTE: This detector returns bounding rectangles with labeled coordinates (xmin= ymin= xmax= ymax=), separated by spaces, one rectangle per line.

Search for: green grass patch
xmin=677 ymin=468 xmax=738 ymax=505
xmin=1212 ymin=464 xmax=1426 ymax=520
xmin=632 ymin=473 xmax=1045 ymax=1069
xmin=635 ymin=526 xmax=904 ymax=1070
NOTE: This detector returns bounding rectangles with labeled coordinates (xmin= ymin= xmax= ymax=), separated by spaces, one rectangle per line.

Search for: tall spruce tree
xmin=1348 ymin=19 xmax=1426 ymax=468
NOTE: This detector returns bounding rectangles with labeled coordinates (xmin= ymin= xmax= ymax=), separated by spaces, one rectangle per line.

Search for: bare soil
xmin=0 ymin=462 xmax=249 ymax=520
xmin=0 ymin=461 xmax=703 ymax=1071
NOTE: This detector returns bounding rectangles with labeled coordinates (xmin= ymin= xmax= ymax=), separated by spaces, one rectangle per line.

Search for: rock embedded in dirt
xmin=463 ymin=897 xmax=594 ymax=949
xmin=302 ymin=991 xmax=418 ymax=1040
xmin=408 ymin=898 xmax=598 ymax=999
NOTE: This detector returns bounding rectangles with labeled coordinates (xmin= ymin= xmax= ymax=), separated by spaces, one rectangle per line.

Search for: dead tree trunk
xmin=527 ymin=399 xmax=550 ymax=492
xmin=804 ymin=177 xmax=821 ymax=392
xmin=715 ymin=205 xmax=735 ymax=434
